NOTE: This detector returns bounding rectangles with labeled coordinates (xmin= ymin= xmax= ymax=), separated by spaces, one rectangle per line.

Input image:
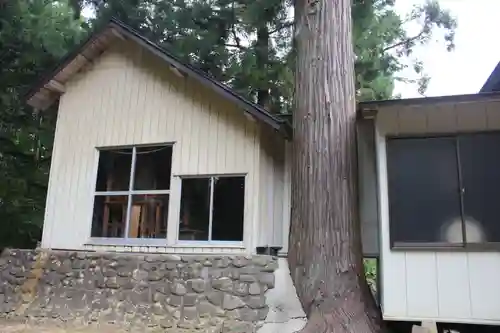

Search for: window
xmin=387 ymin=132 xmax=500 ymax=248
xmin=91 ymin=145 xmax=172 ymax=240
xmin=179 ymin=176 xmax=245 ymax=242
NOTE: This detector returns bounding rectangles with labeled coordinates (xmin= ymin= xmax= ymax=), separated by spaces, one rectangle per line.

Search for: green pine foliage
xmin=0 ymin=0 xmax=84 ymax=249
xmin=80 ymin=0 xmax=456 ymax=108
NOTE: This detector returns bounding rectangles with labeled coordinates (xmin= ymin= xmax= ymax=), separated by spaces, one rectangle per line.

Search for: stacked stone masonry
xmin=0 ymin=249 xmax=279 ymax=332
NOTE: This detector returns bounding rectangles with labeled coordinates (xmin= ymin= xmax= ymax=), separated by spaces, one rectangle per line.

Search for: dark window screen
xmin=179 ymin=178 xmax=211 ymax=241
xmin=459 ymin=133 xmax=500 ymax=243
xmin=387 ymin=137 xmax=461 ymax=244
xmin=178 ymin=176 xmax=245 ymax=242
xmin=212 ymin=177 xmax=245 ymax=241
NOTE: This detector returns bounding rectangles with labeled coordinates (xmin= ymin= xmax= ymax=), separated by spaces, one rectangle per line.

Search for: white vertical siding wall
xmin=281 ymin=142 xmax=292 ymax=254
xmin=257 ymin=127 xmax=287 ymax=250
xmin=42 ymin=39 xmax=274 ymax=254
xmin=376 ymin=100 xmax=500 ymax=325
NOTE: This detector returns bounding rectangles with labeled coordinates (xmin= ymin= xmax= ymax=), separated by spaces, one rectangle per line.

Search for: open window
xmin=386 ymin=132 xmax=500 ymax=249
xmin=91 ymin=145 xmax=172 ymax=241
xmin=179 ymin=176 xmax=245 ymax=242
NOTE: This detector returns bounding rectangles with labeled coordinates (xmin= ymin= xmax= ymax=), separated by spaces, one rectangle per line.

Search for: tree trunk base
xmin=296 ymin=272 xmax=382 ymax=333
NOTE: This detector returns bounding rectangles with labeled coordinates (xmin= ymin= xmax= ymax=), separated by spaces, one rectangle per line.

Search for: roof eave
xmin=357 ymin=91 xmax=500 ymax=119
xmin=109 ymin=20 xmax=286 ymax=134
xmin=25 ymin=18 xmax=287 ymax=137
xmin=26 ymin=21 xmax=116 ymax=110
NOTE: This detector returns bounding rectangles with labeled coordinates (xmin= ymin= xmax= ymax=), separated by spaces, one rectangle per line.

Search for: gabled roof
xmin=26 ymin=18 xmax=290 ymax=138
xmin=480 ymin=61 xmax=500 ymax=93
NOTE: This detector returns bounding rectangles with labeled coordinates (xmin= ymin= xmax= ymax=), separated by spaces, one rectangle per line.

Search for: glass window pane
xmin=133 ymin=146 xmax=173 ymax=190
xmin=128 ymin=194 xmax=169 ymax=239
xmin=212 ymin=176 xmax=245 ymax=241
xmin=387 ymin=137 xmax=461 ymax=244
xmin=179 ymin=178 xmax=210 ymax=241
xmin=459 ymin=132 xmax=500 ymax=243
xmin=95 ymin=149 xmax=133 ymax=192
xmin=91 ymin=195 xmax=128 ymax=238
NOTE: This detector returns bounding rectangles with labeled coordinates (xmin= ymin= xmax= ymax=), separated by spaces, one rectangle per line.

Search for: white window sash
xmin=93 ymin=146 xmax=172 ymax=241
xmin=95 ymin=190 xmax=171 ymax=196
xmin=91 ymin=145 xmax=246 ymax=246
xmin=208 ymin=176 xmax=215 ymax=241
xmin=177 ymin=175 xmax=245 ymax=244
xmin=123 ymin=146 xmax=137 ymax=239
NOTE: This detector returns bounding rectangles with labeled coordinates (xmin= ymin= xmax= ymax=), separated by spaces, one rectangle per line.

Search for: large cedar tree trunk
xmin=288 ymin=1 xmax=382 ymax=332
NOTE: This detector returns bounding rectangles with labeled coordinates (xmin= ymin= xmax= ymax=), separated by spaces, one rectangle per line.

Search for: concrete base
xmin=258 ymin=258 xmax=307 ymax=332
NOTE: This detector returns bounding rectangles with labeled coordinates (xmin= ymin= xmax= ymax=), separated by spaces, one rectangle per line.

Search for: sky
xmin=393 ymin=0 xmax=500 ymax=98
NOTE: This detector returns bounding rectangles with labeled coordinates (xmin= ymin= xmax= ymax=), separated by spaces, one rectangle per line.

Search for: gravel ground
xmin=0 ymin=322 xmax=129 ymax=333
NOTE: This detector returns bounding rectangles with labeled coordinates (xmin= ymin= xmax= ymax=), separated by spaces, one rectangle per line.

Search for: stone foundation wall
xmin=0 ymin=249 xmax=281 ymax=332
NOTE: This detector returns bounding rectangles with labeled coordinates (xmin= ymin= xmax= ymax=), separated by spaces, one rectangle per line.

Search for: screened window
xmin=387 ymin=132 xmax=500 ymax=247
xmin=179 ymin=176 xmax=245 ymax=242
xmin=91 ymin=146 xmax=172 ymax=239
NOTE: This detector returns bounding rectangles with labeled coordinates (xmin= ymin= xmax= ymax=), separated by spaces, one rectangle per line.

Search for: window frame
xmin=176 ymin=174 xmax=246 ymax=246
xmin=88 ymin=144 xmax=173 ymax=246
xmin=386 ymin=131 xmax=500 ymax=251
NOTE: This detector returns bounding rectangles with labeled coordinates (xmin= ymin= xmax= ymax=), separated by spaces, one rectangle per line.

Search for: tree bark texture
xmin=289 ymin=1 xmax=382 ymax=332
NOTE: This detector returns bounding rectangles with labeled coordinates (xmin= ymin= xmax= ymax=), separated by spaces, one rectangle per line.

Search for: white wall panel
xmin=468 ymin=252 xmax=500 ymax=321
xmin=405 ymin=253 xmax=439 ymax=318
xmin=436 ymin=252 xmax=471 ymax=319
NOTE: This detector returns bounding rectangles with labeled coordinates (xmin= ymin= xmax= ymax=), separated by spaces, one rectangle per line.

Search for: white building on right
xmin=358 ymin=90 xmax=500 ymax=329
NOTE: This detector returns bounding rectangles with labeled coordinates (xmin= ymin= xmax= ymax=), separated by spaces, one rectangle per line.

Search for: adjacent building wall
xmin=357 ymin=119 xmax=379 ymax=256
xmin=42 ymin=38 xmax=288 ymax=254
xmin=258 ymin=127 xmax=287 ymax=251
xmin=375 ymin=100 xmax=500 ymax=325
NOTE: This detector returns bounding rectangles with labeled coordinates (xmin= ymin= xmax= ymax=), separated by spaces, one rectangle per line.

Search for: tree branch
xmin=231 ymin=1 xmax=242 ymax=49
xmin=225 ymin=43 xmax=247 ymax=50
xmin=269 ymin=21 xmax=294 ymax=35
xmin=382 ymin=30 xmax=426 ymax=52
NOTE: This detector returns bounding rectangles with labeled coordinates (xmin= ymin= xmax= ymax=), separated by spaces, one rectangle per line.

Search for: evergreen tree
xmin=76 ymin=0 xmax=455 ymax=109
xmin=353 ymin=0 xmax=456 ymax=100
xmin=0 ymin=0 xmax=83 ymax=249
